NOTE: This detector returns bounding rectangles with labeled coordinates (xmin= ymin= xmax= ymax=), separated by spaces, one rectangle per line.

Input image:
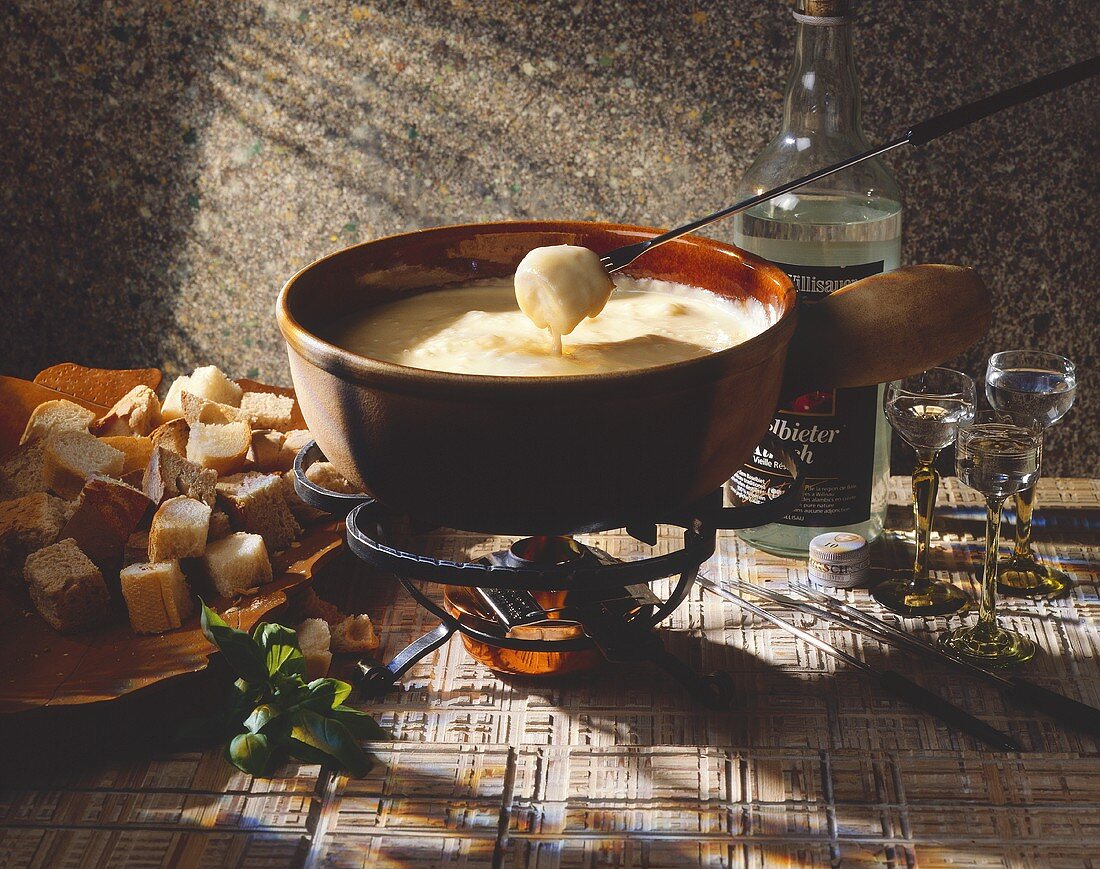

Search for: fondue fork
xmin=695 ymin=576 xmax=1023 ymax=751
xmin=600 ymin=56 xmax=1098 ymax=274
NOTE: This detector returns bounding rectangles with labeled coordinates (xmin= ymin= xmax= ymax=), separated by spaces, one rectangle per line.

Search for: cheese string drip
xmin=513 ymin=245 xmax=615 ymax=355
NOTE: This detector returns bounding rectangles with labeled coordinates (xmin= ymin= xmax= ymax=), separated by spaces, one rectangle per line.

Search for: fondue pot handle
xmin=780 ymin=264 xmax=992 ymax=396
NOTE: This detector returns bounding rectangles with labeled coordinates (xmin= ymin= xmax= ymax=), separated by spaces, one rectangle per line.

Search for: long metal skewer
xmin=695 ymin=576 xmax=1022 ymax=751
xmin=601 ymin=55 xmax=1099 ymax=274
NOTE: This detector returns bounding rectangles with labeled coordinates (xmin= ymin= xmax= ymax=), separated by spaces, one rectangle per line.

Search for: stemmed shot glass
xmin=876 ymin=368 xmax=976 ymax=615
xmin=943 ymin=411 xmax=1042 ymax=666
xmin=985 ymin=350 xmax=1077 ymax=597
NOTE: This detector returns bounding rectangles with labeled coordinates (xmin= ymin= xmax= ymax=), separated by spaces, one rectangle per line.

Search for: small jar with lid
xmin=807 ymin=532 xmax=870 ymax=588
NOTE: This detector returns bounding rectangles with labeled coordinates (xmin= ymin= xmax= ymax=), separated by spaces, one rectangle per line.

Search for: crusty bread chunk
xmin=0 ymin=492 xmax=72 ymax=586
xmin=150 ymin=418 xmax=189 ymax=457
xmin=248 ymin=430 xmax=287 ymax=472
xmin=202 ymin=531 xmax=272 ymax=598
xmin=305 ymin=461 xmax=360 ymax=495
xmin=20 ymin=400 xmax=97 ymax=446
xmin=0 ymin=440 xmax=47 ymax=501
xmin=149 ymin=496 xmax=211 ymax=562
xmin=43 ymin=432 xmax=125 ymax=500
xmin=24 ymin=539 xmax=111 ymax=633
xmin=120 ymin=560 xmax=193 ymax=633
xmin=240 ymin=392 xmax=295 ymax=432
xmin=99 ymin=435 xmax=154 ymax=475
xmin=208 ymin=509 xmax=232 ymax=541
xmin=143 ymin=446 xmax=217 ymax=507
xmin=187 ymin=421 xmax=251 ymax=475
xmin=299 ymin=588 xmax=346 ymax=625
xmin=90 ymin=385 xmax=162 ymax=437
xmin=278 ymin=471 xmax=327 ymax=524
xmin=297 ymin=618 xmax=332 ymax=680
xmin=217 ymin=472 xmax=301 ymax=551
xmin=181 ymin=391 xmax=245 ymax=426
xmin=331 ymin=614 xmax=379 ymax=653
xmin=280 ymin=430 xmax=313 ymax=469
xmin=124 ymin=530 xmax=150 ymax=567
xmin=189 ymin=366 xmax=243 ymax=407
xmin=61 ymin=475 xmax=151 ymax=570
xmin=160 ymin=375 xmax=192 ymax=422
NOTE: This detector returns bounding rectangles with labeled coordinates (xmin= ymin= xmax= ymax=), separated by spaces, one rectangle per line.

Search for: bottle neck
xmin=782 ymin=18 xmax=863 ymax=138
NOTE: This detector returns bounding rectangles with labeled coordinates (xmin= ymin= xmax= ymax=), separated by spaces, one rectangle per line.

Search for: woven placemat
xmin=2 ymin=478 xmax=1098 ymax=867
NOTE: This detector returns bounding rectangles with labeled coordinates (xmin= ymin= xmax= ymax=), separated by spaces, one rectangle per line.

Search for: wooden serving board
xmin=0 ymin=365 xmax=342 ymax=714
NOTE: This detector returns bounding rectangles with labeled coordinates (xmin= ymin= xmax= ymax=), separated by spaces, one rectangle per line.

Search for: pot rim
xmin=276 ymin=219 xmax=798 ymax=392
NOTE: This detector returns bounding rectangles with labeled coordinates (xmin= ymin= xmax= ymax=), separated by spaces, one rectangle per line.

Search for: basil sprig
xmin=192 ymin=600 xmax=386 ymax=778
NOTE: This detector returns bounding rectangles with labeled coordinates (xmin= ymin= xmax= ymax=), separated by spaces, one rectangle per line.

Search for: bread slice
xmin=90 ymin=385 xmax=162 ymax=437
xmin=189 ymin=366 xmax=243 ymax=407
xmin=20 ymin=400 xmax=97 ymax=445
xmin=305 ymin=461 xmax=360 ymax=495
xmin=202 ymin=531 xmax=272 ymax=598
xmin=0 ymin=491 xmax=72 ymax=587
xmin=24 ymin=538 xmax=111 ymax=633
xmin=124 ymin=530 xmax=150 ymax=567
xmin=331 ymin=614 xmax=379 ymax=653
xmin=181 ymin=391 xmax=246 ymax=426
xmin=208 ymin=509 xmax=232 ymax=541
xmin=61 ymin=475 xmax=152 ymax=570
xmin=160 ymin=375 xmax=192 ymax=422
xmin=248 ymin=430 xmax=287 ymax=472
xmin=0 ymin=441 xmax=47 ymax=501
xmin=187 ymin=421 xmax=251 ymax=475
xmin=278 ymin=471 xmax=328 ymax=524
xmin=149 ymin=496 xmax=211 ymax=562
xmin=143 ymin=446 xmax=217 ymax=507
xmin=120 ymin=560 xmax=193 ymax=633
xmin=43 ymin=432 xmax=125 ymax=500
xmin=297 ymin=618 xmax=332 ymax=680
xmin=216 ymin=472 xmax=301 ymax=551
xmin=99 ymin=435 xmax=154 ymax=475
xmin=240 ymin=392 xmax=295 ymax=431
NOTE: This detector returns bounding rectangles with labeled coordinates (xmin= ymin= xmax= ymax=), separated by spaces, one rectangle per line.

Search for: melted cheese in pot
xmin=325 ymin=275 xmax=775 ymax=377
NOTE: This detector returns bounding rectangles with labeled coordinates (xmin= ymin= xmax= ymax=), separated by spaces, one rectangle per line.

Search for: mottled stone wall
xmin=2 ymin=1 xmax=1097 ymax=474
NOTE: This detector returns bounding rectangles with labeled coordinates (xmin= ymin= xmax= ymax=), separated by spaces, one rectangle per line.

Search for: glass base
xmin=941 ymin=624 xmax=1036 ymax=667
xmin=871 ymin=577 xmax=969 ymax=616
xmin=997 ymin=553 xmax=1072 ymax=599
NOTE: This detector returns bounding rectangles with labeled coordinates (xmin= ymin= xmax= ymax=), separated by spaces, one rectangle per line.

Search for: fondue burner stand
xmin=293 ymin=441 xmax=802 ymax=710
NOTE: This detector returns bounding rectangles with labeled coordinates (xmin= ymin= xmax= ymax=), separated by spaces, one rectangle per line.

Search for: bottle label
xmin=730 ymin=259 xmax=884 ymax=528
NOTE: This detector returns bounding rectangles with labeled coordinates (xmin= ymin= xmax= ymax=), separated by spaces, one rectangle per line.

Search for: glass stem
xmin=1012 ymin=437 xmax=1042 ymax=558
xmin=978 ymin=495 xmax=1005 ymax=637
xmin=911 ymin=450 xmax=939 ymax=587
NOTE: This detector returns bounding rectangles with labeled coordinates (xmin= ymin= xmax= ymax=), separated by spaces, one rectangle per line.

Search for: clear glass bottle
xmin=730 ymin=0 xmax=902 ymax=558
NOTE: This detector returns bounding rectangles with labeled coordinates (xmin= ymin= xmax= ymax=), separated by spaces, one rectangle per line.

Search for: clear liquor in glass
xmin=731 ymin=0 xmax=902 ymax=557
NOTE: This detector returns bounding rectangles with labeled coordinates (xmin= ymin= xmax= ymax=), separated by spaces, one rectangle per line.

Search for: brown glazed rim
xmin=276 ymin=220 xmax=797 ymax=395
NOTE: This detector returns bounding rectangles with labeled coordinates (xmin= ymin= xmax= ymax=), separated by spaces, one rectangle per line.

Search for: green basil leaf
xmin=228 ymin=732 xmax=274 ymax=777
xmin=283 ymin=736 xmax=336 ymax=767
xmin=330 ymin=706 xmax=389 ymax=741
xmin=243 ymin=704 xmax=281 ymax=734
xmin=254 ymin=623 xmax=306 ymax=681
xmin=298 ymin=678 xmax=353 ymax=712
xmin=199 ymin=601 xmax=268 ymax=684
xmin=289 ymin=710 xmax=372 ymax=777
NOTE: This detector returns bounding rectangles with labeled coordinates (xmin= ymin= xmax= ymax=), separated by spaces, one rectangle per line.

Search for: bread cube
xmin=248 ymin=429 xmax=287 ymax=471
xmin=240 ymin=392 xmax=295 ymax=431
xmin=150 ymin=418 xmax=190 ymax=456
xmin=24 ymin=539 xmax=111 ymax=633
xmin=61 ymin=475 xmax=152 ymax=570
xmin=0 ymin=491 xmax=72 ymax=586
xmin=0 ymin=440 xmax=47 ymax=501
xmin=149 ymin=496 xmax=211 ymax=562
xmin=187 ymin=421 xmax=251 ymax=475
xmin=143 ymin=446 xmax=217 ymax=507
xmin=90 ymin=385 xmax=162 ymax=437
xmin=305 ymin=461 xmax=360 ymax=494
xmin=331 ymin=614 xmax=379 ymax=653
xmin=202 ymin=531 xmax=272 ymax=598
xmin=208 ymin=509 xmax=232 ymax=541
xmin=20 ymin=400 xmax=97 ymax=445
xmin=189 ymin=366 xmax=243 ymax=407
xmin=99 ymin=435 xmax=154 ymax=475
xmin=124 ymin=530 xmax=150 ymax=567
xmin=160 ymin=375 xmax=192 ymax=422
xmin=43 ymin=431 xmax=125 ymax=499
xmin=181 ymin=391 xmax=245 ymax=426
xmin=278 ymin=471 xmax=327 ymax=524
xmin=296 ymin=618 xmax=332 ymax=680
xmin=280 ymin=430 xmax=313 ymax=469
xmin=217 ymin=472 xmax=301 ymax=551
xmin=120 ymin=560 xmax=193 ymax=633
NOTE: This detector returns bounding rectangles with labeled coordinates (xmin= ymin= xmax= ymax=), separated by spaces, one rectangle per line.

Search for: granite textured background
xmin=1 ymin=1 xmax=1097 ymax=475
